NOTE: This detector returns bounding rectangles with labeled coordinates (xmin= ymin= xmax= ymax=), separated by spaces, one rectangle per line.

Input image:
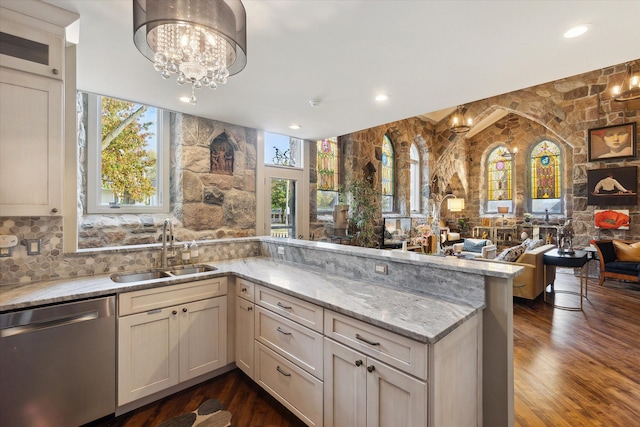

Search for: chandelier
xmin=133 ymin=0 xmax=247 ymax=105
xmin=612 ymin=62 xmax=640 ymax=102
xmin=450 ymin=105 xmax=472 ymax=134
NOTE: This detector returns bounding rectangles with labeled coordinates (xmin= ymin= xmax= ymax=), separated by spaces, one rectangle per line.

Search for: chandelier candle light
xmin=612 ymin=62 xmax=640 ymax=102
xmin=450 ymin=105 xmax=473 ymax=134
xmin=133 ymin=0 xmax=247 ymax=105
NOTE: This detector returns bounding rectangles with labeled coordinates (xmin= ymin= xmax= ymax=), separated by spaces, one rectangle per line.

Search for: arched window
xmin=530 ymin=140 xmax=562 ymax=213
xmin=410 ymin=143 xmax=420 ymax=212
xmin=316 ymin=137 xmax=339 ymax=213
xmin=487 ymin=146 xmax=514 ymax=212
xmin=381 ymin=135 xmax=394 ymax=212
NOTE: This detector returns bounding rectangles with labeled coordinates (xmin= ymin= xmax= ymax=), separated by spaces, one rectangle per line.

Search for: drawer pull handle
xmin=241 ymin=287 xmax=247 ymax=292
xmin=277 ymin=326 xmax=292 ymax=336
xmin=172 ymin=310 xmax=177 ymax=315
xmin=367 ymin=365 xmax=375 ymax=373
xmin=356 ymin=333 xmax=380 ymax=346
xmin=355 ymin=359 xmax=363 ymax=367
xmin=277 ymin=302 xmax=292 ymax=310
xmin=247 ymin=306 xmax=253 ymax=311
xmin=276 ymin=366 xmax=291 ymax=377
xmin=182 ymin=308 xmax=188 ymax=313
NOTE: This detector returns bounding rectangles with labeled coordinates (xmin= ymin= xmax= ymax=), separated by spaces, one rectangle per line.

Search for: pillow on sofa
xmin=495 ymin=243 xmax=527 ymax=262
xmin=463 ymin=238 xmax=488 ymax=253
xmin=526 ymin=239 xmax=545 ymax=251
xmin=612 ymin=240 xmax=640 ymax=262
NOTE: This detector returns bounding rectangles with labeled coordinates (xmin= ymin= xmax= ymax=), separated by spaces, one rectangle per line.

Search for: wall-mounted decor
xmin=209 ymin=133 xmax=235 ymax=175
xmin=481 ymin=218 xmax=491 ymax=227
xmin=594 ymin=209 xmax=630 ymax=230
xmin=587 ymin=166 xmax=637 ymax=206
xmin=588 ymin=122 xmax=637 ymax=161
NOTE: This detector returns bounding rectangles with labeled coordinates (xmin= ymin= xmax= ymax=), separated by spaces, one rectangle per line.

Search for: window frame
xmin=316 ymin=137 xmax=340 ymax=215
xmin=86 ymin=92 xmax=170 ymax=214
xmin=381 ymin=134 xmax=395 ymax=213
xmin=409 ymin=143 xmax=420 ymax=213
xmin=529 ymin=139 xmax=563 ymax=214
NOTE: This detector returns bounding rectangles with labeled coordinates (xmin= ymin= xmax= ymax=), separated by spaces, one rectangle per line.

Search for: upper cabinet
xmin=0 ymin=2 xmax=78 ymax=216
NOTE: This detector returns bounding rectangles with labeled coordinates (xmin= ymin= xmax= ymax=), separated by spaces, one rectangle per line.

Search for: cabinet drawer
xmin=324 ymin=310 xmax=428 ymax=380
xmin=119 ymin=277 xmax=228 ymax=316
xmin=255 ymin=306 xmax=323 ymax=379
xmin=255 ymin=342 xmax=323 ymax=427
xmin=236 ymin=278 xmax=255 ymax=302
xmin=256 ymin=286 xmax=323 ymax=333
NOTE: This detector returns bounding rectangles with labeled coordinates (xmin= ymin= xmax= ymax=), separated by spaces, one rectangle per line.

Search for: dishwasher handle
xmin=0 ymin=310 xmax=99 ymax=338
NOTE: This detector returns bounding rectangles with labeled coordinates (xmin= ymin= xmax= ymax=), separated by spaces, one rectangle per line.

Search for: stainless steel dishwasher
xmin=0 ymin=296 xmax=116 ymax=427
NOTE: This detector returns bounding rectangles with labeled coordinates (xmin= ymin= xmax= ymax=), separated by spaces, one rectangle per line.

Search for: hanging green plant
xmin=347 ymin=178 xmax=379 ymax=248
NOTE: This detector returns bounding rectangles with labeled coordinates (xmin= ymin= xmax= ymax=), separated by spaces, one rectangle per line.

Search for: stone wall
xmin=77 ymin=104 xmax=258 ymax=248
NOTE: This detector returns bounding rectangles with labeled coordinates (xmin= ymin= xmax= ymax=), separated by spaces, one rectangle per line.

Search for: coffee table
xmin=543 ymin=248 xmax=588 ymax=311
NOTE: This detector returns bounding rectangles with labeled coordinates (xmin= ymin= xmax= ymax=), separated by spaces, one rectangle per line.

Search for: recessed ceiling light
xmin=179 ymin=96 xmax=191 ymax=103
xmin=288 ymin=124 xmax=301 ymax=130
xmin=563 ymin=25 xmax=588 ymax=39
xmin=375 ymin=94 xmax=388 ymax=102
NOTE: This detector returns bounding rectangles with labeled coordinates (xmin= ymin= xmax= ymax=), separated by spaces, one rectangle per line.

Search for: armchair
xmin=453 ymin=238 xmax=497 ymax=259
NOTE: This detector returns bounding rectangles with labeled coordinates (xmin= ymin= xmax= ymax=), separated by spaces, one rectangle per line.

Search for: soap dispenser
xmin=190 ymin=240 xmax=199 ymax=263
xmin=181 ymin=243 xmax=191 ymax=264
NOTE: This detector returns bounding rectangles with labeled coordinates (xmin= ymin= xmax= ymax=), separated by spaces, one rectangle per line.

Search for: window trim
xmin=410 ymin=143 xmax=420 ymax=213
xmin=86 ymin=93 xmax=170 ymax=214
xmin=381 ymin=134 xmax=395 ymax=213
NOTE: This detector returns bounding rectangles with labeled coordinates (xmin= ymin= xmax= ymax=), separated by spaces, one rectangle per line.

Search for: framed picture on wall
xmin=587 ymin=122 xmax=637 ymax=161
xmin=587 ymin=166 xmax=637 ymax=206
xmin=594 ymin=209 xmax=630 ymax=230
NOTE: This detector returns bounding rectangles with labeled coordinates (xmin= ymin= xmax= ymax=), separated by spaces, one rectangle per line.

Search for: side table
xmin=543 ymin=248 xmax=588 ymax=311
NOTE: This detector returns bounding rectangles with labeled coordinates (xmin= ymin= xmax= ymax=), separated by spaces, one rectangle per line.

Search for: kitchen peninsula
xmin=0 ymin=237 xmax=522 ymax=426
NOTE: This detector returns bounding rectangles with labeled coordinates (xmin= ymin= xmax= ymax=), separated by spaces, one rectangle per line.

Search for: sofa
xmin=486 ymin=243 xmax=557 ymax=300
xmin=592 ymin=240 xmax=640 ymax=286
xmin=452 ymin=239 xmax=497 ymax=259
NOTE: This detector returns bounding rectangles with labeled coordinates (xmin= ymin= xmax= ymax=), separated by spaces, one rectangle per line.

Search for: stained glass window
xmin=531 ymin=140 xmax=562 ymax=213
xmin=487 ymin=146 xmax=513 ymax=210
xmin=381 ymin=135 xmax=394 ymax=212
xmin=316 ymin=137 xmax=339 ymax=213
xmin=410 ymin=143 xmax=420 ymax=212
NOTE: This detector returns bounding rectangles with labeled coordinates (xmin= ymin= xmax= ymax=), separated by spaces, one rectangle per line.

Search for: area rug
xmin=156 ymin=399 xmax=235 ymax=427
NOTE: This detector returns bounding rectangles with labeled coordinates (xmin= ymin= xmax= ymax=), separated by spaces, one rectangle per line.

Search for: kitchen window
xmin=86 ymin=93 xmax=169 ymax=213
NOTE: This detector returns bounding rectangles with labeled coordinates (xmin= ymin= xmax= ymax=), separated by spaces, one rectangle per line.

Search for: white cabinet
xmin=324 ymin=309 xmax=481 ymax=427
xmin=324 ymin=338 xmax=426 ymax=427
xmin=253 ymin=285 xmax=324 ymax=426
xmin=0 ymin=5 xmax=75 ymax=216
xmin=118 ymin=280 xmax=228 ymax=406
xmin=235 ymin=278 xmax=255 ymax=378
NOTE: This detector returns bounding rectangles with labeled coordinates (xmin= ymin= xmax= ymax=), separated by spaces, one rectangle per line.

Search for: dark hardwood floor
xmin=93 ymin=269 xmax=640 ymax=427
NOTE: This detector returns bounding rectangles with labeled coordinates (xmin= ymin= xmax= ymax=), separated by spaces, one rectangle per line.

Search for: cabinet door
xmin=366 ymin=359 xmax=427 ymax=427
xmin=118 ymin=307 xmax=180 ymax=405
xmin=235 ymin=296 xmax=255 ymax=379
xmin=323 ymin=338 xmax=366 ymax=427
xmin=0 ymin=67 xmax=62 ymax=216
xmin=179 ymin=296 xmax=227 ymax=381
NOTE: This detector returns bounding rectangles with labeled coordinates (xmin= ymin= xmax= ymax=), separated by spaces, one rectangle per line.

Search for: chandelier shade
xmin=133 ymin=0 xmax=247 ymax=104
xmin=612 ymin=62 xmax=640 ymax=102
xmin=450 ymin=105 xmax=472 ymax=134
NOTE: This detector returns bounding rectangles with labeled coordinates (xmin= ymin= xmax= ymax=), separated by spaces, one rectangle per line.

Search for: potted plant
xmin=346 ymin=178 xmax=379 ymax=248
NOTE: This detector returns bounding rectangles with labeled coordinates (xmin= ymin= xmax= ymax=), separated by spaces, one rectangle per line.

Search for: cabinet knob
xmin=241 ymin=287 xmax=247 ymax=292
xmin=182 ymin=307 xmax=188 ymax=313
xmin=51 ymin=208 xmax=58 ymax=213
xmin=355 ymin=360 xmax=363 ymax=367
xmin=172 ymin=310 xmax=177 ymax=315
xmin=367 ymin=365 xmax=375 ymax=373
xmin=52 ymin=68 xmax=59 ymax=75
xmin=247 ymin=306 xmax=253 ymax=311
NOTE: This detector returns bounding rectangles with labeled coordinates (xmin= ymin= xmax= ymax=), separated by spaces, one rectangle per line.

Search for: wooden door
xmin=235 ymin=296 xmax=255 ymax=378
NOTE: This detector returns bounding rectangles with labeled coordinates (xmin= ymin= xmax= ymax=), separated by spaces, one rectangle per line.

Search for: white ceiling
xmin=33 ymin=0 xmax=640 ymax=140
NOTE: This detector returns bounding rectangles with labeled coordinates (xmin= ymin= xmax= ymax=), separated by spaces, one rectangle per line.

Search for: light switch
xmin=26 ymin=239 xmax=41 ymax=255
xmin=0 ymin=248 xmax=11 ymax=257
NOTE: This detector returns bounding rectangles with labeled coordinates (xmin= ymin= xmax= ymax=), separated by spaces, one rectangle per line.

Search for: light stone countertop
xmin=0 ymin=256 xmax=482 ymax=344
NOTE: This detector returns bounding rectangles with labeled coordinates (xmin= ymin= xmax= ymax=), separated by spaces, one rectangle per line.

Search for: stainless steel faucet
xmin=161 ymin=218 xmax=174 ymax=268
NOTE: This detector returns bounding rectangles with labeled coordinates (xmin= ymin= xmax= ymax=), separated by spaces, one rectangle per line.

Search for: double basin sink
xmin=110 ymin=264 xmax=217 ymax=283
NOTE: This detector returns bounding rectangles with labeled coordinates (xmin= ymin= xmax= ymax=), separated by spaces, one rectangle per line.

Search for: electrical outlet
xmin=375 ymin=264 xmax=388 ymax=274
xmin=277 ymin=246 xmax=285 ymax=255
